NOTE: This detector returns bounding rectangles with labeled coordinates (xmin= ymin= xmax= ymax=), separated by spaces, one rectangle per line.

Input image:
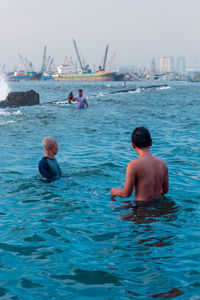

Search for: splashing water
xmin=0 ymin=75 xmax=11 ymax=101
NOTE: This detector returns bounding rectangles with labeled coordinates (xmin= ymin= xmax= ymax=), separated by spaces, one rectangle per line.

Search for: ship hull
xmin=9 ymin=77 xmax=41 ymax=81
xmin=7 ymin=72 xmax=42 ymax=82
xmin=53 ymin=72 xmax=116 ymax=82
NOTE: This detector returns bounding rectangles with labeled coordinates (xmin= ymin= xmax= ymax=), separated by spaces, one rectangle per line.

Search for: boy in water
xmin=67 ymin=91 xmax=75 ymax=104
xmin=111 ymin=127 xmax=168 ymax=202
xmin=75 ymin=89 xmax=88 ymax=109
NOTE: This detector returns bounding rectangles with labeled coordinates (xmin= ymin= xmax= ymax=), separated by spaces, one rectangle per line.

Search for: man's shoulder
xmin=127 ymin=158 xmax=140 ymax=171
xmin=153 ymin=155 xmax=168 ymax=168
xmin=39 ymin=156 xmax=55 ymax=167
xmin=128 ymin=157 xmax=140 ymax=166
xmin=39 ymin=157 xmax=47 ymax=165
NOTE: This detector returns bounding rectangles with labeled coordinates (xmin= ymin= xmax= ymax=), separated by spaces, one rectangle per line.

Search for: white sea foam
xmin=0 ymin=109 xmax=21 ymax=116
xmin=156 ymin=86 xmax=171 ymax=90
xmin=0 ymin=75 xmax=11 ymax=101
xmin=56 ymin=101 xmax=67 ymax=104
xmin=128 ymin=88 xmax=141 ymax=94
xmin=0 ymin=120 xmax=15 ymax=125
xmin=135 ymin=87 xmax=141 ymax=93
xmin=13 ymin=110 xmax=22 ymax=115
xmin=88 ymin=92 xmax=106 ymax=98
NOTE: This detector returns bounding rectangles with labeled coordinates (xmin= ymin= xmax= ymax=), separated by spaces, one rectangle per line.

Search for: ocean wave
xmin=156 ymin=86 xmax=171 ymax=90
xmin=0 ymin=109 xmax=21 ymax=116
xmin=0 ymin=120 xmax=15 ymax=125
xmin=87 ymin=92 xmax=107 ymax=99
xmin=98 ymin=92 xmax=106 ymax=97
xmin=128 ymin=88 xmax=141 ymax=94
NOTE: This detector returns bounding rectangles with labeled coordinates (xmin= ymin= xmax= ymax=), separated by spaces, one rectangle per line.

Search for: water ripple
xmin=0 ymin=81 xmax=199 ymax=299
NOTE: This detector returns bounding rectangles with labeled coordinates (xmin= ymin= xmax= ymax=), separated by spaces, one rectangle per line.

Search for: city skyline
xmin=1 ymin=0 xmax=200 ymax=70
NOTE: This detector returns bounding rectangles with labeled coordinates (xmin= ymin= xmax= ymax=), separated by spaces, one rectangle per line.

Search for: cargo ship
xmin=52 ymin=40 xmax=124 ymax=82
xmin=7 ymin=70 xmax=42 ymax=82
xmin=52 ymin=70 xmax=120 ymax=81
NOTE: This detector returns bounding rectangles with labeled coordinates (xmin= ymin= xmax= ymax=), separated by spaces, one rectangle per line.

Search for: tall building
xmin=159 ymin=57 xmax=174 ymax=73
xmin=177 ymin=56 xmax=186 ymax=73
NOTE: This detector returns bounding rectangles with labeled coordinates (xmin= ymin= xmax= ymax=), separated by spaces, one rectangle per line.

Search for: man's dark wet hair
xmin=131 ymin=127 xmax=152 ymax=148
xmin=79 ymin=89 xmax=83 ymax=92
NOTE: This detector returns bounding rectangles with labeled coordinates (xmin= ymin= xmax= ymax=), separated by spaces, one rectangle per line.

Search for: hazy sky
xmin=1 ymin=0 xmax=200 ymax=70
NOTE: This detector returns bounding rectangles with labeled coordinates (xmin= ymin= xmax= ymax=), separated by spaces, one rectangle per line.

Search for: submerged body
xmin=39 ymin=157 xmax=61 ymax=181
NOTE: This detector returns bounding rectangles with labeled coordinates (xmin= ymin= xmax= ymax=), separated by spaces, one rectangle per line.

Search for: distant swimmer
xmin=67 ymin=91 xmax=75 ymax=104
xmin=122 ymin=81 xmax=126 ymax=88
xmin=75 ymin=89 xmax=88 ymax=109
xmin=111 ymin=127 xmax=168 ymax=202
xmin=38 ymin=137 xmax=61 ymax=181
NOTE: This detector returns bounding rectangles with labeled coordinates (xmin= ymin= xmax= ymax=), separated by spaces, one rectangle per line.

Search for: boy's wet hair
xmin=131 ymin=127 xmax=152 ymax=148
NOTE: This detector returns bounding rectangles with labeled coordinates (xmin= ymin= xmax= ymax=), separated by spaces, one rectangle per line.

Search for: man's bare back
xmin=111 ymin=127 xmax=169 ymax=202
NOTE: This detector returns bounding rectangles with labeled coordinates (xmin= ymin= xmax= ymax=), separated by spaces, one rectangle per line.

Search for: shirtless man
xmin=111 ymin=127 xmax=168 ymax=202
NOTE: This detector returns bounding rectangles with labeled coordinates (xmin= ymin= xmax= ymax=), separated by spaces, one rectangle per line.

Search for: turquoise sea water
xmin=0 ymin=80 xmax=199 ymax=299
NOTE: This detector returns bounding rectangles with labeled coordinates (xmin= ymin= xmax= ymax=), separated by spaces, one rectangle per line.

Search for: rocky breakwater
xmin=0 ymin=90 xmax=39 ymax=108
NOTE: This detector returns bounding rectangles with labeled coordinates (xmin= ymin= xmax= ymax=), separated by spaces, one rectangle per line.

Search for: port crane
xmin=41 ymin=46 xmax=47 ymax=73
xmin=63 ymin=56 xmax=68 ymax=65
xmin=25 ymin=57 xmax=33 ymax=72
xmin=107 ymin=52 xmax=116 ymax=71
xmin=72 ymin=39 xmax=90 ymax=72
xmin=63 ymin=56 xmax=73 ymax=66
xmin=18 ymin=55 xmax=34 ymax=72
xmin=102 ymin=44 xmax=109 ymax=71
xmin=45 ymin=56 xmax=51 ymax=70
xmin=47 ymin=58 xmax=54 ymax=73
xmin=18 ymin=54 xmax=28 ymax=72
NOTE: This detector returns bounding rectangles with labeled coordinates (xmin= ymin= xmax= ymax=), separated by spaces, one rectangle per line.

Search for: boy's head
xmin=131 ymin=127 xmax=152 ymax=149
xmin=78 ymin=89 xmax=83 ymax=97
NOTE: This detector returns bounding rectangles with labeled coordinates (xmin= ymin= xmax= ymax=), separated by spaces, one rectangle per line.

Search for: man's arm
xmin=160 ymin=166 xmax=169 ymax=195
xmin=39 ymin=158 xmax=52 ymax=180
xmin=111 ymin=162 xmax=135 ymax=199
xmin=85 ymin=98 xmax=88 ymax=108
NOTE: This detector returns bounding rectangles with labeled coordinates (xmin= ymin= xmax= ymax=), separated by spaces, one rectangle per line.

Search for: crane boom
xmin=73 ymin=39 xmax=84 ymax=70
xmin=46 ymin=55 xmax=51 ymax=70
xmin=108 ymin=52 xmax=116 ymax=71
xmin=48 ymin=58 xmax=54 ymax=72
xmin=102 ymin=45 xmax=109 ymax=71
xmin=18 ymin=54 xmax=27 ymax=71
xmin=41 ymin=46 xmax=47 ymax=73
xmin=64 ymin=56 xmax=68 ymax=65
